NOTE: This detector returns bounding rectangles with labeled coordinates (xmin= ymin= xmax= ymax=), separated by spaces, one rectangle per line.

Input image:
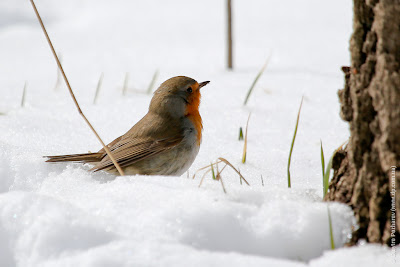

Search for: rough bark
xmin=325 ymin=0 xmax=400 ymax=246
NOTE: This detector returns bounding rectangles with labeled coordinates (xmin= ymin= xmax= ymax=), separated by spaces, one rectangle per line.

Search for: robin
xmin=46 ymin=76 xmax=210 ymax=176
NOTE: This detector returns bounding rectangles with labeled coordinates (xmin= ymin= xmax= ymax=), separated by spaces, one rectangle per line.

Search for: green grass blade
xmin=320 ymin=140 xmax=325 ymax=195
xmin=211 ymin=162 xmax=216 ymax=180
xmin=238 ymin=127 xmax=243 ymax=141
xmin=242 ymin=113 xmax=251 ymax=164
xmin=287 ymin=96 xmax=304 ymax=188
xmin=323 ymin=152 xmax=334 ymax=197
xmin=243 ymin=55 xmax=271 ymax=106
xmin=327 ymin=205 xmax=335 ymax=250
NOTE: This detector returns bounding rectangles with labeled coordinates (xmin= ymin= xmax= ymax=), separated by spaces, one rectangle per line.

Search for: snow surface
xmin=0 ymin=0 xmax=398 ymax=266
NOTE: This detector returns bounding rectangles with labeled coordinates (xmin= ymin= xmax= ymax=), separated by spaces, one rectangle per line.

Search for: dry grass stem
xmin=242 ymin=113 xmax=251 ymax=163
xmin=193 ymin=159 xmax=223 ymax=179
xmin=218 ymin=157 xmax=250 ymax=185
xmin=21 ymin=81 xmax=27 ymax=107
xmin=216 ymin=164 xmax=227 ymax=179
xmin=122 ymin=72 xmax=129 ymax=96
xmin=93 ymin=72 xmax=104 ymax=105
xmin=198 ymin=168 xmax=213 ymax=188
xmin=219 ymin=175 xmax=227 ymax=194
xmin=195 ymin=157 xmax=249 ymax=192
xmin=146 ymin=70 xmax=159 ymax=94
xmin=53 ymin=53 xmax=62 ymax=91
xmin=30 ymin=0 xmax=125 ymax=176
xmin=198 ymin=162 xmax=228 ymax=193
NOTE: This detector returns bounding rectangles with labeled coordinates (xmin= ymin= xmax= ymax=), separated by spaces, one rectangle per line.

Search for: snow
xmin=0 ymin=0 xmax=397 ymax=266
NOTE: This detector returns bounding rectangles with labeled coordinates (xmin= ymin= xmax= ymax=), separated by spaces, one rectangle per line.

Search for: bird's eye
xmin=186 ymin=87 xmax=192 ymax=93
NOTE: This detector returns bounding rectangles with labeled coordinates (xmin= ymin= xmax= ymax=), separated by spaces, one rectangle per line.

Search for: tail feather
xmin=45 ymin=152 xmax=103 ymax=163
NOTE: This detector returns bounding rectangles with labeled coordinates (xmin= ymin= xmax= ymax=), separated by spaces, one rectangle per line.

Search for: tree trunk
xmin=325 ymin=0 xmax=400 ymax=246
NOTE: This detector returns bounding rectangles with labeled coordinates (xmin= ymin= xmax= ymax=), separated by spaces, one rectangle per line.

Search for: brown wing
xmin=91 ymin=135 xmax=183 ymax=172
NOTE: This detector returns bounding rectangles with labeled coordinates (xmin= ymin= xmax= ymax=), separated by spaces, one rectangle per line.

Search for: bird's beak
xmin=199 ymin=81 xmax=210 ymax=89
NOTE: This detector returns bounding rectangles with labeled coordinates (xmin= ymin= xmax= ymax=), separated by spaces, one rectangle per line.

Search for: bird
xmin=46 ymin=76 xmax=210 ymax=176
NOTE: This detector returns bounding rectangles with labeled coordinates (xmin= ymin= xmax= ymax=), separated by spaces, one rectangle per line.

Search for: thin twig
xmin=29 ymin=0 xmax=124 ymax=176
xmin=93 ymin=72 xmax=104 ymax=105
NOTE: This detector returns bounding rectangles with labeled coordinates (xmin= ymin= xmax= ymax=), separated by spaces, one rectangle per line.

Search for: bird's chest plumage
xmin=160 ymin=115 xmax=201 ymax=176
xmin=185 ymin=110 xmax=202 ymax=146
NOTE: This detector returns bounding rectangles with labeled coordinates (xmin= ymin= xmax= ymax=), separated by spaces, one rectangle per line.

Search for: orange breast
xmin=185 ymin=83 xmax=202 ymax=145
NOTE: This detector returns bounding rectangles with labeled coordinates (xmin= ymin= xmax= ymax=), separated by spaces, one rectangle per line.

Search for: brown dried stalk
xmin=218 ymin=157 xmax=250 ymax=185
xmin=195 ymin=157 xmax=250 ymax=192
xmin=29 ymin=0 xmax=124 ymax=176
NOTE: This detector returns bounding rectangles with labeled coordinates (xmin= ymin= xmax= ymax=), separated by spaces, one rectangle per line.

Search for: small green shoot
xmin=322 ymin=142 xmax=347 ymax=197
xmin=211 ymin=161 xmax=216 ymax=180
xmin=238 ymin=127 xmax=243 ymax=140
xmin=320 ymin=140 xmax=325 ymax=177
xmin=321 ymin=140 xmax=326 ymax=196
xmin=197 ymin=161 xmax=227 ymax=193
xmin=323 ymin=150 xmax=335 ymax=197
xmin=146 ymin=70 xmax=159 ymax=94
xmin=287 ymin=96 xmax=304 ymax=188
xmin=243 ymin=54 xmax=271 ymax=106
xmin=242 ymin=113 xmax=251 ymax=163
xmin=93 ymin=72 xmax=104 ymax=105
xmin=21 ymin=81 xmax=27 ymax=107
xmin=195 ymin=157 xmax=250 ymax=193
xmin=327 ymin=205 xmax=335 ymax=250
xmin=122 ymin=72 xmax=129 ymax=96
